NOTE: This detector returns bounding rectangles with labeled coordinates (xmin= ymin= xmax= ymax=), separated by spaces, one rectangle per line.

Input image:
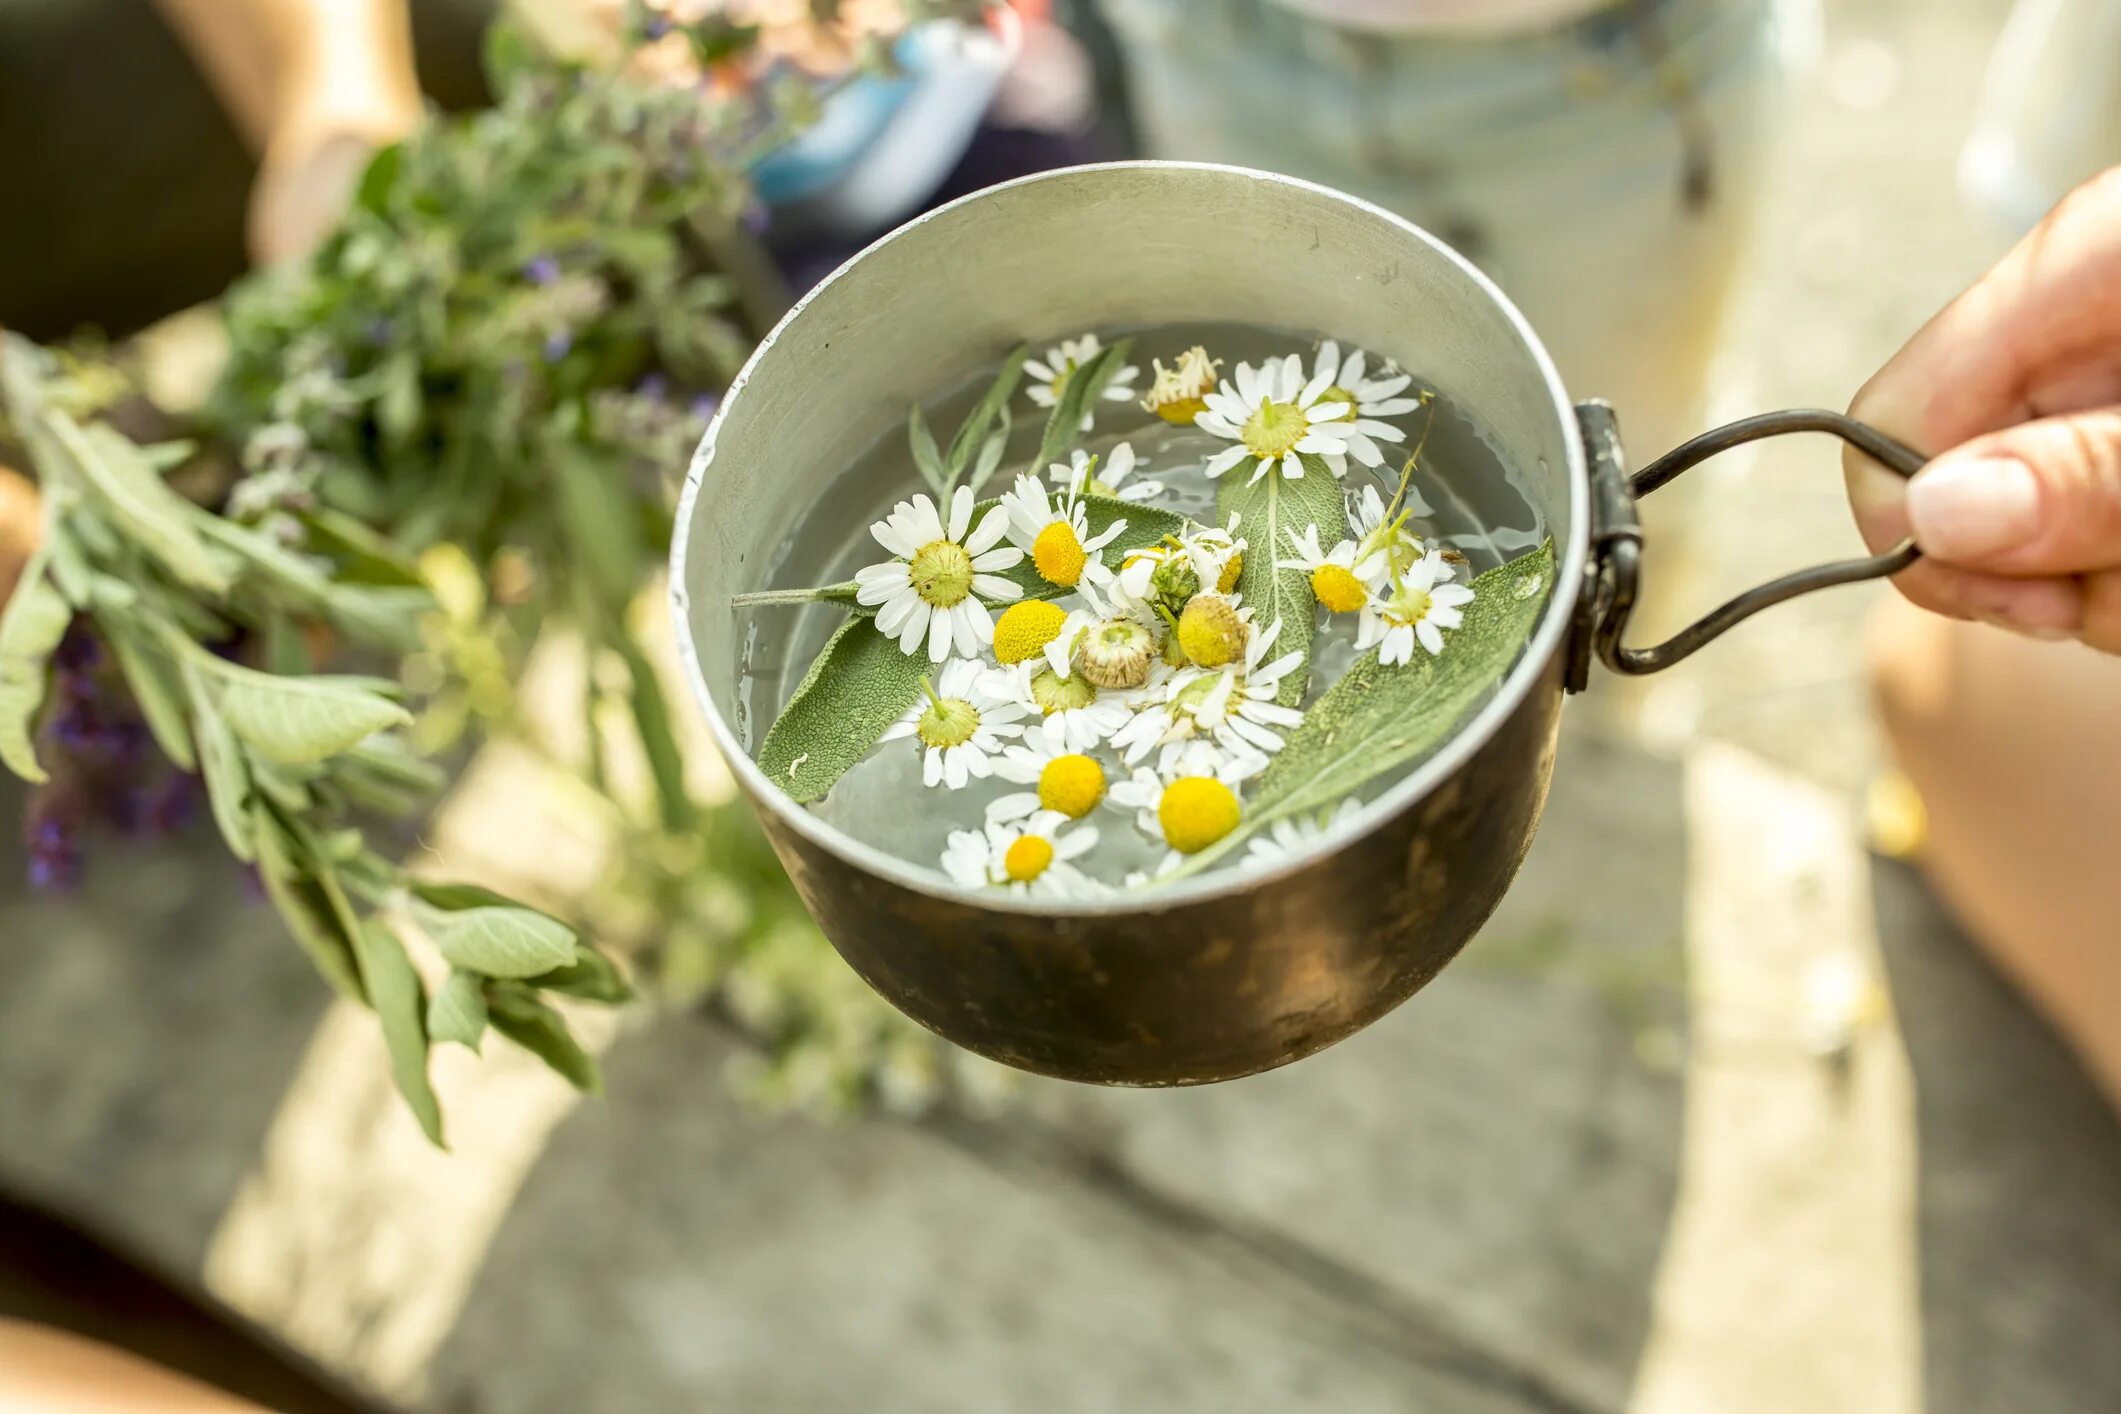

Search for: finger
xmin=2087 ymin=569 xmax=2121 ymax=655
xmin=1872 ymin=558 xmax=2085 ymax=638
xmin=1901 ymin=409 xmax=2121 ymax=576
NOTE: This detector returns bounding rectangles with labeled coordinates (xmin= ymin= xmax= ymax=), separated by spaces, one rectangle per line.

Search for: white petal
xmin=1204 ymin=445 xmax=1250 ymax=478
xmin=1281 ymin=453 xmax=1302 ymax=479
xmin=987 ymin=792 xmax=1042 ymax=824
xmin=927 ymin=607 xmax=953 ymax=663
xmin=1023 ymin=358 xmax=1053 ymax=380
xmin=907 ymin=494 xmax=944 ymax=544
xmin=899 ymin=601 xmax=930 ymax=654
xmin=1299 ymin=362 xmax=1334 ymax=407
xmin=923 ymin=749 xmax=943 ymax=787
xmin=1417 ymin=620 xmax=1444 ymax=655
xmin=944 ymin=749 xmax=969 ymax=790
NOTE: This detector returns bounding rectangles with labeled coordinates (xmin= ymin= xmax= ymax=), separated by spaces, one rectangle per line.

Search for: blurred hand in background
xmin=151 ymin=0 xmax=425 ymax=265
xmin=1848 ymin=164 xmax=2121 ymax=654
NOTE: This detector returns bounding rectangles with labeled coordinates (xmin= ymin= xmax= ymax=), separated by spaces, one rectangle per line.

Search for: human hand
xmin=0 ymin=466 xmax=37 ymax=612
xmin=1845 ymin=165 xmax=2121 ymax=654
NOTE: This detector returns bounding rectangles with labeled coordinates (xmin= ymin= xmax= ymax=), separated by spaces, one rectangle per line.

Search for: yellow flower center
xmin=1217 ymin=551 xmax=1244 ymax=593
xmin=1177 ymin=594 xmax=1247 ymax=668
xmin=1154 ymin=397 xmax=1207 ymax=425
xmin=1031 ymin=521 xmax=1090 ymax=587
xmin=1140 ymin=346 xmax=1220 ymax=424
xmin=915 ymin=696 xmax=979 ymax=749
xmin=908 ymin=539 xmax=973 ymax=607
xmin=993 ymin=600 xmax=1068 ymax=664
xmin=1241 ymin=398 xmax=1310 ymax=461
xmin=1311 ymin=563 xmax=1368 ymax=613
xmin=1318 ymin=383 xmax=1357 ymax=413
xmin=1037 ymin=754 xmax=1106 ymax=818
xmin=1159 ymin=777 xmax=1241 ymax=855
xmin=1004 ymin=834 xmax=1055 ymax=882
xmin=1388 ymin=585 xmax=1433 ymax=625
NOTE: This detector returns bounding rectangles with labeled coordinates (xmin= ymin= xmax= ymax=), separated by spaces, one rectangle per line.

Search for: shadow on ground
xmin=1871 ymin=862 xmax=2121 ymax=1414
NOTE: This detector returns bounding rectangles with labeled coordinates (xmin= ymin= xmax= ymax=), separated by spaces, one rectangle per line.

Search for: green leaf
xmin=528 ymin=946 xmax=633 ymax=1004
xmin=756 ymin=615 xmax=925 ymax=804
xmin=324 ymin=583 xmax=433 ymax=652
xmin=354 ymin=141 xmax=404 ymax=217
xmin=208 ymin=663 xmax=412 ymax=766
xmin=1182 ymin=542 xmax=1556 ymax=877
xmin=0 ymin=548 xmax=70 ymax=783
xmin=614 ymin=634 xmax=694 ymax=834
xmin=945 ymin=342 xmax=1028 ymax=482
xmin=1216 ymin=457 xmax=1349 ymax=705
xmin=295 ymin=507 xmax=426 ymax=587
xmin=549 ymin=441 xmax=640 ymax=606
xmin=67 ymin=422 xmax=235 ymax=594
xmin=99 ymin=620 xmax=195 ymax=771
xmin=962 ymin=406 xmax=1013 ymax=498
xmin=428 ymin=969 xmax=489 ymax=1052
xmin=906 ymin=403 xmax=947 ymax=496
xmin=186 ymin=668 xmax=256 ymax=862
xmin=251 ymin=806 xmax=366 ymax=1000
xmin=412 ymin=894 xmax=580 ymax=979
xmin=488 ymin=988 xmax=602 ymax=1094
xmin=479 ymin=18 xmax=540 ymax=96
xmin=1033 ymin=338 xmax=1132 ymax=474
xmin=353 ymin=920 xmax=445 ymax=1146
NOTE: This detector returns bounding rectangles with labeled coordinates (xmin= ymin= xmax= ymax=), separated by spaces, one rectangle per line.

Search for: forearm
xmin=150 ymin=0 xmax=420 ymax=152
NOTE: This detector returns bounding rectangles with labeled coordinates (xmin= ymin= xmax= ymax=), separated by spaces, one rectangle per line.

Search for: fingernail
xmin=1906 ymin=457 xmax=2041 ymax=559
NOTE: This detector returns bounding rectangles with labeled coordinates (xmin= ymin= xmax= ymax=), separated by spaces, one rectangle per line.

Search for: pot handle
xmin=1566 ymin=402 xmax=1927 ymax=689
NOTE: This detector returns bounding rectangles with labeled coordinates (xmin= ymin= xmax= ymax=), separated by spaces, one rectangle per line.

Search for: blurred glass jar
xmin=1102 ymin=0 xmax=1816 ymax=459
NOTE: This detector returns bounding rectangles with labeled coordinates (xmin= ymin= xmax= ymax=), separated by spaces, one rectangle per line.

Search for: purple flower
xmin=642 ymin=14 xmax=673 ymax=40
xmin=635 ymin=373 xmax=670 ymax=402
xmin=543 ymin=331 xmax=574 ymax=363
xmin=525 ymin=255 xmax=561 ymax=286
xmin=25 ymin=812 xmax=82 ymax=892
xmin=741 ymin=202 xmax=772 ymax=236
xmin=689 ymin=394 xmax=718 ymax=422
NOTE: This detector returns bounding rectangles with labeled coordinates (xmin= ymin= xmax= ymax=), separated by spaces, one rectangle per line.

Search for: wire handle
xmin=1574 ymin=405 xmax=1927 ymax=681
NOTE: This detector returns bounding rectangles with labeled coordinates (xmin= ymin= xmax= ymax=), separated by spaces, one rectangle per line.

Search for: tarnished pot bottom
xmin=754 ymin=646 xmax=1565 ymax=1087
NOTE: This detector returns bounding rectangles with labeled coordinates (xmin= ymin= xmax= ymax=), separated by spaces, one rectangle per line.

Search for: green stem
xmin=1384 ymin=396 xmax=1438 ymax=523
xmin=917 ymin=674 xmax=942 ymax=711
xmin=729 ymin=582 xmax=859 ymax=608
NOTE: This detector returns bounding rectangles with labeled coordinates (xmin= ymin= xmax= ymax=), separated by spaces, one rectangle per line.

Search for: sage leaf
xmin=412 ymin=891 xmax=580 ymax=979
xmin=324 ymin=583 xmax=433 ymax=652
xmin=488 ymin=987 xmax=602 ymax=1094
xmin=251 ymin=805 xmax=366 ymax=1000
xmin=963 ymin=407 xmax=1013 ymax=498
xmin=907 ymin=403 xmax=947 ymax=496
xmin=614 ymin=633 xmax=694 ymax=833
xmin=946 ymin=343 xmax=1028 ymax=484
xmin=187 ymin=668 xmax=257 ymax=862
xmin=69 ymin=422 xmax=236 ymax=593
xmin=1033 ymin=339 xmax=1132 ymax=473
xmin=528 ymin=946 xmax=634 ymax=1004
xmin=0 ymin=550 xmax=70 ymax=783
xmin=1216 ymin=455 xmax=1350 ymax=705
xmin=1189 ymin=541 xmax=1555 ymax=875
xmin=210 ymin=664 xmax=412 ymax=766
xmin=428 ymin=968 xmax=489 ymax=1053
xmin=353 ymin=920 xmax=445 ymax=1146
xmin=757 ymin=614 xmax=926 ymax=804
xmin=99 ymin=619 xmax=195 ymax=771
xmin=295 ymin=506 xmax=426 ymax=587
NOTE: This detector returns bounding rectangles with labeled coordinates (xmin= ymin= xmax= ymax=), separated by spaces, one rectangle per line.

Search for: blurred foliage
xmin=5 ymin=4 xmax=1003 ymax=1128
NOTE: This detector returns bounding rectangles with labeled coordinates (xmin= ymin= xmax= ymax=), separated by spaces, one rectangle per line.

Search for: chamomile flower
xmin=1111 ymin=617 xmax=1303 ymax=770
xmin=856 ymin=487 xmax=1024 ymax=663
xmin=1042 ymin=602 xmax=1166 ymax=693
xmin=879 ymin=658 xmax=1027 ymax=789
xmin=1277 ymin=524 xmax=1370 ymax=614
xmin=1049 ymin=442 xmax=1163 ymax=504
xmin=1112 ymin=517 xmax=1244 ymax=619
xmin=999 ymin=472 xmax=1125 ymax=592
xmin=1243 ymin=800 xmax=1363 ymax=869
xmin=1024 ymin=333 xmax=1140 ymax=431
xmin=1196 ymin=354 xmax=1354 ymax=484
xmin=1138 ymin=345 xmax=1221 ymax=424
xmin=1107 ymin=765 xmax=1255 ymax=867
xmin=1306 ymin=341 xmax=1426 ymax=467
xmin=940 ymin=811 xmax=1099 ymax=896
xmin=1357 ymin=552 xmax=1477 ymax=665
xmin=981 ymin=660 xmax=1134 ymax=753
xmin=985 ymin=736 xmax=1110 ymax=824
xmin=1347 ymin=482 xmax=1431 ymax=588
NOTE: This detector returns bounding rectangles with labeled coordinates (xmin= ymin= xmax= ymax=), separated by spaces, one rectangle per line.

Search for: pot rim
xmin=671 ymin=160 xmax=1589 ymax=917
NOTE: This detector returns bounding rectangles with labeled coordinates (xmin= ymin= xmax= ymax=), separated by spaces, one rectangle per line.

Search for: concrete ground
xmin=4 ymin=0 xmax=2119 ymax=1410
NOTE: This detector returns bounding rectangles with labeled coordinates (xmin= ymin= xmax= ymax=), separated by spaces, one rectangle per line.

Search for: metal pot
xmin=669 ymin=162 xmax=1919 ymax=1087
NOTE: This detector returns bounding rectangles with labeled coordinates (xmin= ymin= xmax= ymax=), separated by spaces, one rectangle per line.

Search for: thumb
xmin=1904 ymin=407 xmax=2121 ymax=576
